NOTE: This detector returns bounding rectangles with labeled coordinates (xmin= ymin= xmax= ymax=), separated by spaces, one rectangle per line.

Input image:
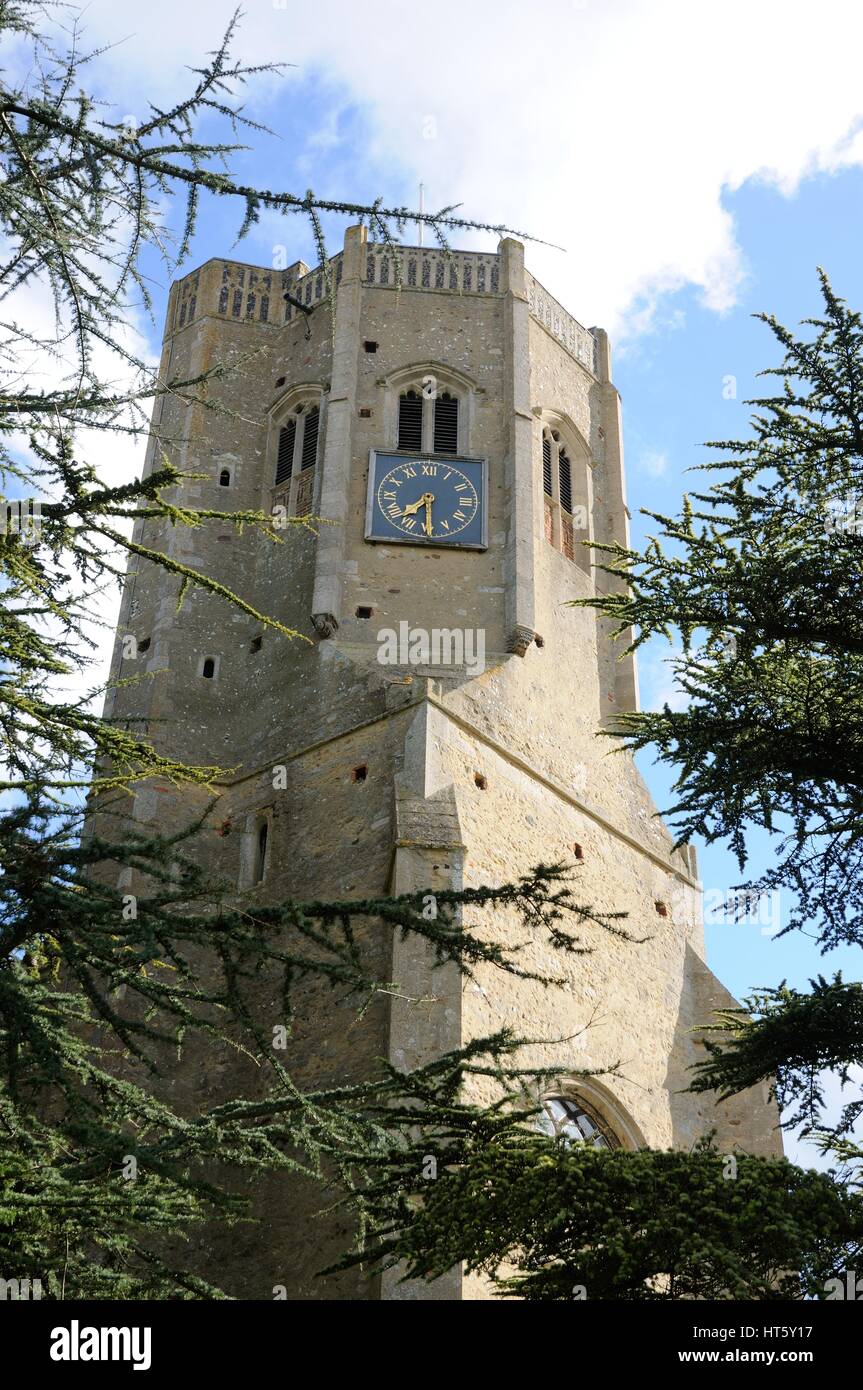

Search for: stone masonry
xmin=94 ymin=225 xmax=782 ymax=1300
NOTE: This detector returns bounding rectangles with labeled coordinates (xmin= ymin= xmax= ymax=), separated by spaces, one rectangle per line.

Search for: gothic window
xmin=433 ymin=391 xmax=459 ymax=453
xmin=538 ymin=1096 xmax=621 ymax=1150
xmin=408 ymin=259 xmax=417 ymax=287
xmin=397 ymin=390 xmax=424 ymax=451
xmin=541 ymin=426 xmax=591 ymax=573
xmin=219 ymin=468 xmax=231 ymax=487
xmin=271 ymin=397 xmax=323 ymax=518
xmin=260 ymin=295 xmax=269 ymax=322
xmin=188 ymin=295 xmax=196 ymax=320
xmin=231 ymin=289 xmax=242 ymax=318
xmin=218 ymin=286 xmax=229 ymax=314
xmin=435 ymin=260 xmax=445 ymax=289
xmin=393 ymin=374 xmax=469 ymax=455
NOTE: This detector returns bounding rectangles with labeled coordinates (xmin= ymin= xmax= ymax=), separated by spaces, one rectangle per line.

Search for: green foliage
xmin=379 ymin=1134 xmax=863 ymax=1300
xmin=0 ymin=788 xmax=617 ymax=1296
xmin=573 ymin=271 xmax=863 ymax=1181
xmin=691 ymin=975 xmax=863 ymax=1148
xmin=0 ymin=1 xmax=532 ymax=794
xmin=574 ymin=271 xmax=863 ymax=950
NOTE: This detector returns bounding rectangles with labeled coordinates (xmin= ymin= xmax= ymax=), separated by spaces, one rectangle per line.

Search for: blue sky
xmin=19 ymin=0 xmax=863 ymax=1157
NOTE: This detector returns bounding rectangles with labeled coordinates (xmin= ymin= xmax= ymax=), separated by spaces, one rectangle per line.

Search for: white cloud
xmin=638 ymin=449 xmax=669 ymax=479
xmin=49 ymin=0 xmax=863 ymax=343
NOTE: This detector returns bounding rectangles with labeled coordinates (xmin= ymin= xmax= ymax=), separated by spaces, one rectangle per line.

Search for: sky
xmin=7 ymin=0 xmax=863 ymax=1161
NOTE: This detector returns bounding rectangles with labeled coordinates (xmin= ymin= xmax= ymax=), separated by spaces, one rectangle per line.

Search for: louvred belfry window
xmin=542 ymin=435 xmax=553 ymax=497
xmin=558 ymin=446 xmax=573 ymax=514
xmin=433 ymin=392 xmax=458 ymax=453
xmin=542 ymin=427 xmax=589 ymax=569
xmin=397 ymin=390 xmax=423 ymax=451
xmin=272 ymin=398 xmax=322 ymax=518
xmin=275 ymin=419 xmax=296 ymax=485
xmin=300 ymin=406 xmax=319 ymax=470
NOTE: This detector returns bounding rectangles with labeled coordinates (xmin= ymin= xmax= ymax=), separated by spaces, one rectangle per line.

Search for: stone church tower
xmin=98 ymin=225 xmax=780 ymax=1299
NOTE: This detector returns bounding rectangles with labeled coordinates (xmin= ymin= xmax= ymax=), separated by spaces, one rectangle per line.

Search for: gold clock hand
xmin=401 ymin=496 xmax=424 ymax=517
xmin=423 ymin=492 xmax=434 ymax=536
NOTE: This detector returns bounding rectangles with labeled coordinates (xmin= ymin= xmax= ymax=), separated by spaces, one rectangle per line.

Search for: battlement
xmin=166 ymin=238 xmax=599 ymax=377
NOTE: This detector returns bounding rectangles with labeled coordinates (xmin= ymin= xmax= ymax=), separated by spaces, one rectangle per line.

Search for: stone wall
xmin=92 ymin=223 xmax=782 ymax=1300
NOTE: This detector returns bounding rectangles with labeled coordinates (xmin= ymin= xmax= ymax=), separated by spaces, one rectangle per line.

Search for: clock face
xmin=365 ymin=451 xmax=487 ymax=549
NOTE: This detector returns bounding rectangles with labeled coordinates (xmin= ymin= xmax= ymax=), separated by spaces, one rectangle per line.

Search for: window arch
xmin=538 ymin=1095 xmax=622 ymax=1150
xmin=540 ymin=422 xmax=593 ymax=574
xmin=269 ymin=388 xmax=325 ymax=518
xmin=219 ymin=467 xmax=232 ymax=487
xmin=384 ymin=363 xmax=476 ymax=456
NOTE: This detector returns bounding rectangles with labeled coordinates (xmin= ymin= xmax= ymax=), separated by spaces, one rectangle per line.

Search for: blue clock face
xmin=365 ymin=451 xmax=486 ymax=548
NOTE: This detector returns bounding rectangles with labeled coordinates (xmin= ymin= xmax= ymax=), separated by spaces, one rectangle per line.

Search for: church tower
xmin=98 ymin=225 xmax=780 ymax=1299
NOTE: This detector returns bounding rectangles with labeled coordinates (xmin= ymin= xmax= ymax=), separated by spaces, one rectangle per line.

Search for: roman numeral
xmin=401 ymin=465 xmax=417 ymax=478
xmin=387 ymin=503 xmax=401 ymax=517
xmin=403 ymin=516 xmax=417 ymax=530
xmin=440 ymin=519 xmax=450 ymax=530
xmin=453 ymin=510 xmax=466 ymax=521
xmin=421 ymin=464 xmax=438 ymax=475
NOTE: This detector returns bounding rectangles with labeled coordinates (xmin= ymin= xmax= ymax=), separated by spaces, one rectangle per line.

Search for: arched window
xmin=201 ymin=657 xmax=216 ymax=680
xmin=397 ymin=389 xmax=423 ymax=451
xmin=219 ymin=468 xmax=231 ymax=487
xmin=397 ymin=384 xmax=460 ymax=454
xmin=271 ymin=397 xmax=323 ymax=518
xmin=538 ymin=1096 xmax=621 ymax=1150
xmin=541 ymin=425 xmax=591 ymax=573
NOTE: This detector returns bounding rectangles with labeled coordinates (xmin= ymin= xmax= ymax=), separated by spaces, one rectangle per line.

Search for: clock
xmin=364 ymin=450 xmax=487 ymax=549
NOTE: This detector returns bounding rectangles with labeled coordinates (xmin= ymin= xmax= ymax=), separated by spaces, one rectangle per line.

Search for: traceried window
xmin=538 ymin=1096 xmax=621 ymax=1150
xmin=272 ymin=401 xmax=321 ymax=518
xmin=397 ymin=382 xmax=461 ymax=455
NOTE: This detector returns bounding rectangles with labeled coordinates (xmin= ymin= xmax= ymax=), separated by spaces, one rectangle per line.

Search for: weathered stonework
xmin=95 ymin=225 xmax=781 ymax=1300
